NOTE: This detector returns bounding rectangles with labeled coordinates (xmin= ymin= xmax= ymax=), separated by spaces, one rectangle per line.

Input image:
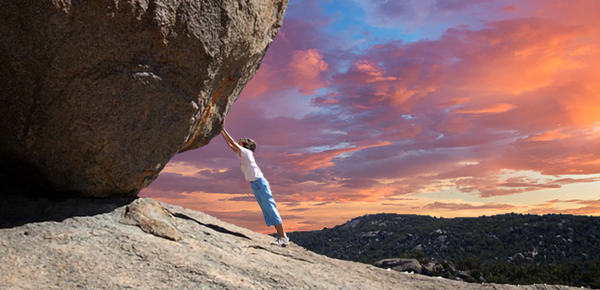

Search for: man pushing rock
xmin=221 ymin=126 xmax=289 ymax=247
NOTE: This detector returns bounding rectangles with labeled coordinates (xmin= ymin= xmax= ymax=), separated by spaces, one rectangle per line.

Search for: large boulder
xmin=0 ymin=0 xmax=287 ymax=196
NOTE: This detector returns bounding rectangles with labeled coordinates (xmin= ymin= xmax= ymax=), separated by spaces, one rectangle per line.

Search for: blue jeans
xmin=250 ymin=177 xmax=283 ymax=227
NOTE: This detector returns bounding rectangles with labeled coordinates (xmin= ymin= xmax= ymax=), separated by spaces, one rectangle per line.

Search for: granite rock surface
xmin=0 ymin=197 xmax=583 ymax=290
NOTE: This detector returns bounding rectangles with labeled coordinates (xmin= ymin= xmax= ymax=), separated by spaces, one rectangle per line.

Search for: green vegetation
xmin=288 ymin=213 xmax=600 ymax=288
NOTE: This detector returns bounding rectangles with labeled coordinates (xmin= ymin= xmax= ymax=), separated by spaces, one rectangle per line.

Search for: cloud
xmin=534 ymin=198 xmax=600 ymax=215
xmin=388 ymin=197 xmax=418 ymax=201
xmin=353 ymin=60 xmax=398 ymax=83
xmin=455 ymin=103 xmax=517 ymax=115
xmin=351 ymin=0 xmax=415 ymax=29
xmin=492 ymin=130 xmax=600 ymax=176
xmin=341 ymin=178 xmax=382 ymax=189
xmin=371 ymin=0 xmax=412 ymax=19
xmin=224 ymin=195 xmax=256 ymax=202
xmin=423 ymin=201 xmax=517 ymax=211
xmin=554 ymin=177 xmax=600 ymax=184
xmin=499 ymin=182 xmax=560 ymax=189
xmin=432 ymin=0 xmax=490 ymax=12
xmin=525 ymin=131 xmax=570 ymax=142
xmin=452 ymin=176 xmax=566 ymax=198
xmin=280 ymin=142 xmax=392 ymax=172
xmin=289 ymin=208 xmax=311 ymax=212
xmin=381 ymin=202 xmax=405 ymax=206
xmin=143 ymin=0 xmax=600 ymax=232
xmin=502 ymin=5 xmax=518 ymax=12
xmin=436 ymin=97 xmax=471 ymax=107
xmin=288 ymin=49 xmax=329 ymax=95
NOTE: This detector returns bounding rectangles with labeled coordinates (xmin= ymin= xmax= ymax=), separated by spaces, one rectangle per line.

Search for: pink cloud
xmin=288 ymin=49 xmax=329 ymax=95
xmin=502 ymin=5 xmax=518 ymax=12
xmin=353 ymin=60 xmax=398 ymax=83
xmin=436 ymin=97 xmax=471 ymax=107
xmin=241 ymin=62 xmax=277 ymax=99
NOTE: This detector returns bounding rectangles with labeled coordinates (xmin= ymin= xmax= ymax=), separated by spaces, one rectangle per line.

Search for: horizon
xmin=141 ymin=0 xmax=600 ymax=234
xmin=289 ymin=211 xmax=600 ymax=236
xmin=296 ymin=211 xmax=600 ymax=230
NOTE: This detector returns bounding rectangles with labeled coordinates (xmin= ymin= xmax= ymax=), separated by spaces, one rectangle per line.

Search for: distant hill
xmin=288 ymin=213 xmax=600 ymax=288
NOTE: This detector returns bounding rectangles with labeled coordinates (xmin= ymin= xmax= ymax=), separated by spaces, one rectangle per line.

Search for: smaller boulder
xmin=458 ymin=270 xmax=474 ymax=282
xmin=119 ymin=198 xmax=182 ymax=241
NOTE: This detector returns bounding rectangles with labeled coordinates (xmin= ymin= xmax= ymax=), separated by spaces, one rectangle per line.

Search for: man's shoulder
xmin=239 ymin=147 xmax=253 ymax=157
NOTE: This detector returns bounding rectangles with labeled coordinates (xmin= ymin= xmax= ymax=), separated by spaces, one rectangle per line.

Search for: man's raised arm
xmin=221 ymin=127 xmax=241 ymax=155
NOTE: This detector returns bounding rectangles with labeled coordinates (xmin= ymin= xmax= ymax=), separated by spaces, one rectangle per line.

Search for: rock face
xmin=0 ymin=197 xmax=583 ymax=290
xmin=0 ymin=0 xmax=287 ymax=197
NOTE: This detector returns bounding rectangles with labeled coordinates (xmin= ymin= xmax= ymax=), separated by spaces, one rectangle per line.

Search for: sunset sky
xmin=141 ymin=0 xmax=600 ymax=233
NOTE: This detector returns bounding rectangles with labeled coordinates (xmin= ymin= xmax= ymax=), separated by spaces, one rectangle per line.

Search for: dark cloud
xmin=289 ymin=208 xmax=311 ymax=212
xmin=381 ymin=202 xmax=404 ymax=206
xmin=432 ymin=0 xmax=491 ymax=12
xmin=340 ymin=178 xmax=381 ymax=188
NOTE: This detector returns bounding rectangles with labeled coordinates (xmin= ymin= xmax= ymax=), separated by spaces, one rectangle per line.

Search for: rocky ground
xmin=0 ymin=197 xmax=583 ymax=290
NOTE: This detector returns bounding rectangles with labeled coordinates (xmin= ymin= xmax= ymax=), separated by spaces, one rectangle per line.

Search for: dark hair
xmin=239 ymin=138 xmax=257 ymax=152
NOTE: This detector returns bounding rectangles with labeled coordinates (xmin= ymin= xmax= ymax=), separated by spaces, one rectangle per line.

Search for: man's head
xmin=238 ymin=138 xmax=257 ymax=152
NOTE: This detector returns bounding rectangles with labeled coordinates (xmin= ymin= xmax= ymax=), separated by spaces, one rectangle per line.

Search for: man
xmin=221 ymin=127 xmax=289 ymax=246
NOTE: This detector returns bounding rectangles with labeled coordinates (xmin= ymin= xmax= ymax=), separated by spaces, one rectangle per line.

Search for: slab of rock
xmin=0 ymin=197 xmax=583 ymax=290
xmin=0 ymin=0 xmax=287 ymax=197
xmin=374 ymin=258 xmax=423 ymax=274
xmin=119 ymin=198 xmax=182 ymax=241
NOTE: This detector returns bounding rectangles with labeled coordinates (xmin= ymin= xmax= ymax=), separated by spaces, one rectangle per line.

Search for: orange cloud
xmin=526 ymin=130 xmax=570 ymax=142
xmin=558 ymin=84 xmax=600 ymax=127
xmin=283 ymin=142 xmax=392 ymax=172
xmin=452 ymin=18 xmax=591 ymax=95
xmin=354 ymin=60 xmax=398 ymax=83
xmin=455 ymin=103 xmax=517 ymax=114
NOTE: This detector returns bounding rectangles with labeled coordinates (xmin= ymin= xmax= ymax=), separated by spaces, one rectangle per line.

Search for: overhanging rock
xmin=0 ymin=0 xmax=288 ymax=196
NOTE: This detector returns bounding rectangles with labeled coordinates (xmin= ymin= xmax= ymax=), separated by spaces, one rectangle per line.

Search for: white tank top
xmin=238 ymin=147 xmax=264 ymax=182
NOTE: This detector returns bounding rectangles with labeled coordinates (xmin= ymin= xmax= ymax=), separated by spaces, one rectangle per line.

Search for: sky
xmin=141 ymin=0 xmax=600 ymax=233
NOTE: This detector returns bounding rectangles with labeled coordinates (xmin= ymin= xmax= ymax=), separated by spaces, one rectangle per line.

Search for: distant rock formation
xmin=0 ymin=197 xmax=583 ymax=290
xmin=374 ymin=258 xmax=423 ymax=274
xmin=289 ymin=213 xmax=600 ymax=287
xmin=0 ymin=0 xmax=287 ymax=197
